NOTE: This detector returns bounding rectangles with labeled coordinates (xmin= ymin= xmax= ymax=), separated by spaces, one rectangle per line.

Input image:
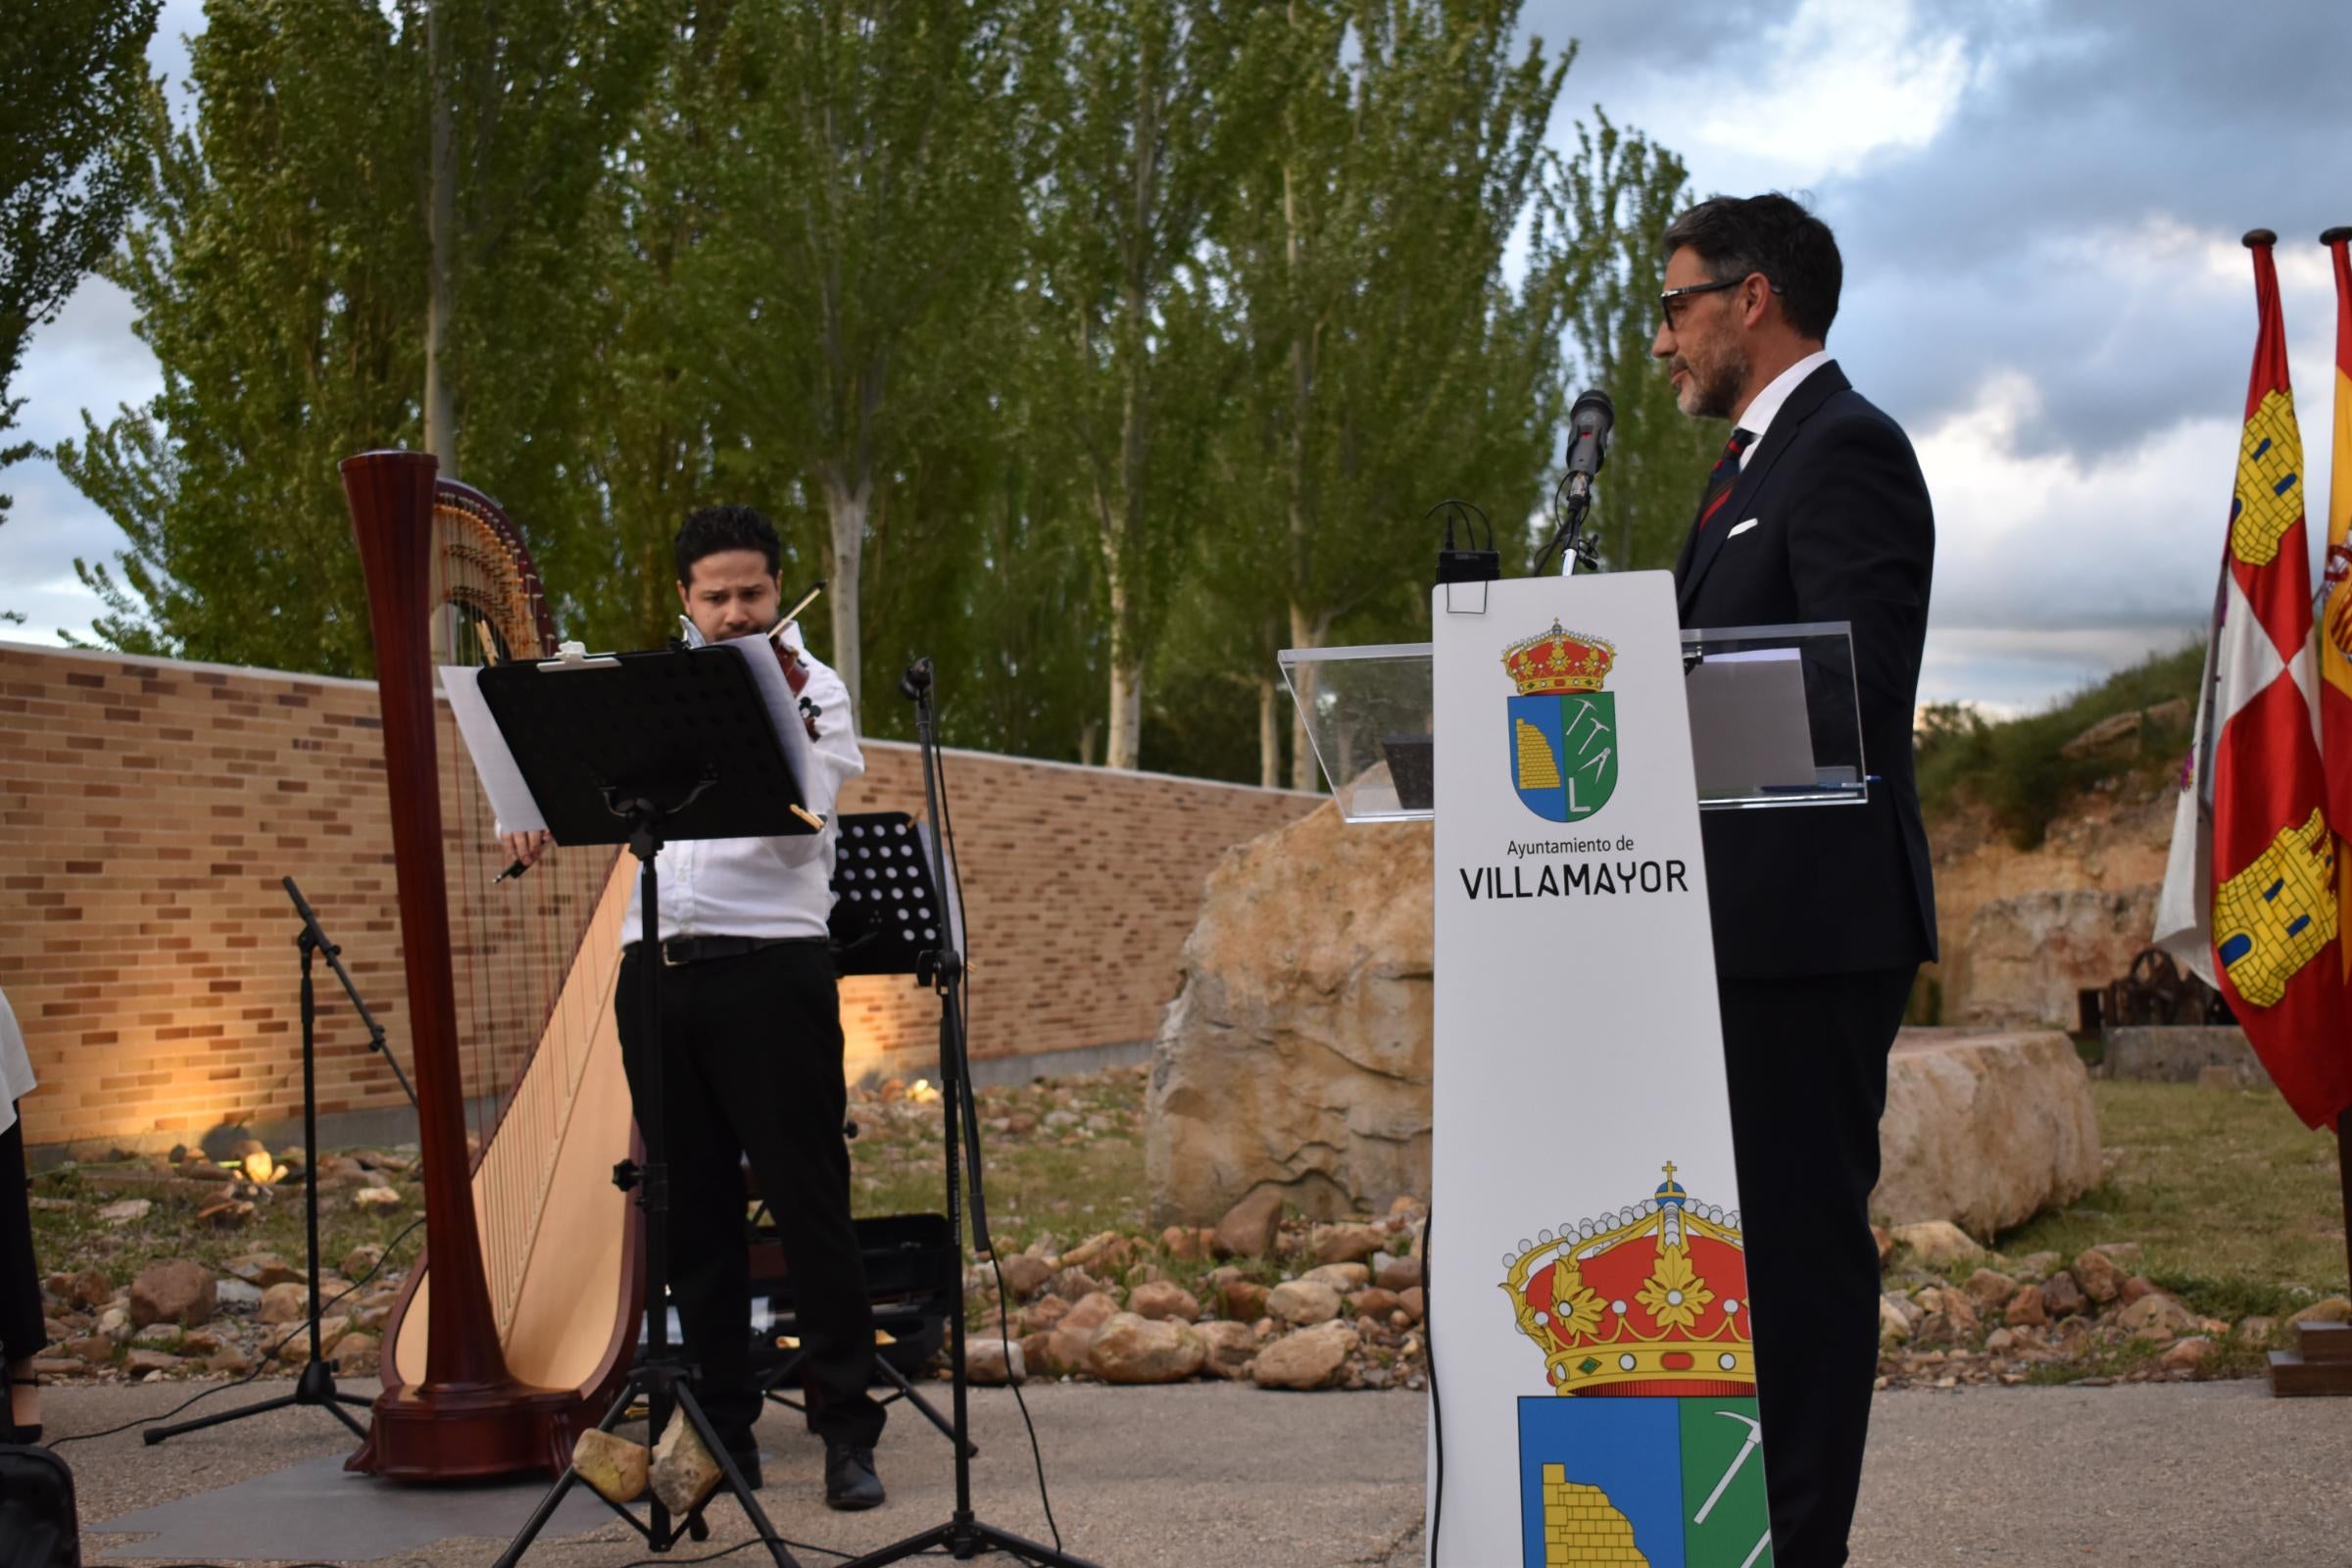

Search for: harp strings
xmin=430 ymin=500 xmax=611 ymax=1335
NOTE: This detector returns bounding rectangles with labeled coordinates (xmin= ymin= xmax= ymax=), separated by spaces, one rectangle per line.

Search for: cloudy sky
xmin=6 ymin=0 xmax=2350 ymax=715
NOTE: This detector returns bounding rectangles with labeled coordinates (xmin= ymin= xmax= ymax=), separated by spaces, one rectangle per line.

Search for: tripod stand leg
xmin=873 ymin=1357 xmax=975 ymax=1458
xmin=142 ymin=1392 xmax=302 ymax=1445
xmin=670 ymin=1382 xmax=800 ymax=1568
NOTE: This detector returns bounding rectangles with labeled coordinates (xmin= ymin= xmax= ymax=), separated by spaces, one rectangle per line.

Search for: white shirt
xmin=622 ymin=618 xmax=865 ymax=944
xmin=0 ymin=986 xmax=38 ymax=1135
xmin=1733 ymin=349 xmax=1835 ymax=468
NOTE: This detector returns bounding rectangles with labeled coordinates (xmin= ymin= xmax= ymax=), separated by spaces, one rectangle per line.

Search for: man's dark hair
xmin=1663 ymin=193 xmax=1842 ymax=342
xmin=675 ymin=504 xmax=781 ymax=584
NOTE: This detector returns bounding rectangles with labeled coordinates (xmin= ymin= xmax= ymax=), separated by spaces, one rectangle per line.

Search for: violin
xmin=769 ymin=580 xmax=826 ymax=740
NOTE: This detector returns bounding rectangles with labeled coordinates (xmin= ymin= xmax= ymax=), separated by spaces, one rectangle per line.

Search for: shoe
xmin=823 ymin=1443 xmax=884 ymax=1511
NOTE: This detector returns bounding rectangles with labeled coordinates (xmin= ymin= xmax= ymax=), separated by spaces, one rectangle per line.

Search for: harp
xmin=339 ymin=450 xmax=643 ymax=1479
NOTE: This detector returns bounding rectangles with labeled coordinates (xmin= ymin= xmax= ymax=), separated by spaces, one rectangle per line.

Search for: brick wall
xmin=0 ymin=642 xmax=1318 ymax=1150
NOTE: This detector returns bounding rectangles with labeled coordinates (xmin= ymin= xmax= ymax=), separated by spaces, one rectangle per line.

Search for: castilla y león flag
xmin=2155 ymin=232 xmax=2352 ymax=1130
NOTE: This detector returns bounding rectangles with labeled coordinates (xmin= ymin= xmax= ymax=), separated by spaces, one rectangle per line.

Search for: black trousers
xmin=0 ymin=1108 xmax=42 ymax=1365
xmin=616 ymin=942 xmax=885 ymax=1449
xmin=1718 ymin=966 xmax=1915 ymax=1568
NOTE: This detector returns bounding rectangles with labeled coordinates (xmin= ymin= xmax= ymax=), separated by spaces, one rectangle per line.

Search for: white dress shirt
xmin=0 ymin=986 xmax=39 ymax=1135
xmin=622 ymin=618 xmax=865 ymax=944
xmin=1734 ymin=348 xmax=1834 ymax=468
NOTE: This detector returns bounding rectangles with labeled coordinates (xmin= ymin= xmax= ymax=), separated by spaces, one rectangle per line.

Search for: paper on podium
xmin=1683 ymin=645 xmax=1819 ymax=797
xmin=439 ymin=634 xmax=812 ymax=838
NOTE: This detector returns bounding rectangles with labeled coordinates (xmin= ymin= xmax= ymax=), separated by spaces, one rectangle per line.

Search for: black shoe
xmin=823 ymin=1443 xmax=884 ymax=1511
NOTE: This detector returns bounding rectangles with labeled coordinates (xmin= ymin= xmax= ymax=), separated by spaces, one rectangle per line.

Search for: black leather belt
xmin=628 ymin=935 xmax=821 ymax=967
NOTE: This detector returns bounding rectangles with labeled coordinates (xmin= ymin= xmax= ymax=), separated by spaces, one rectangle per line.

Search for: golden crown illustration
xmin=1503 ymin=620 xmax=1617 ymax=696
xmin=1500 ymin=1163 xmax=1754 ymax=1397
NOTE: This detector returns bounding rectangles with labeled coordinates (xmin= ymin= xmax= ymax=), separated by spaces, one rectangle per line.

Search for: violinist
xmin=500 ymin=504 xmax=887 ymax=1511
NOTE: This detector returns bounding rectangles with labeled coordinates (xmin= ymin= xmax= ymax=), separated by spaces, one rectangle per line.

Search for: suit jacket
xmin=1675 ymin=360 xmax=1937 ymax=978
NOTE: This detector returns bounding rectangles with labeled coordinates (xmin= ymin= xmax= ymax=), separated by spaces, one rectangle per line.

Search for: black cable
xmin=617 ymin=1532 xmax=853 ymax=1567
xmin=933 ymin=732 xmax=1065 ymax=1554
xmin=1424 ymin=1201 xmax=1443 ymax=1565
xmin=988 ymin=1252 xmax=1063 ymax=1553
xmin=51 ymin=1213 xmax=426 ymax=1449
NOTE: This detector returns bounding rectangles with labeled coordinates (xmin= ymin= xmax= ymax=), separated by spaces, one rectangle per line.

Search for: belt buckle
xmin=662 ymin=939 xmax=685 ymax=968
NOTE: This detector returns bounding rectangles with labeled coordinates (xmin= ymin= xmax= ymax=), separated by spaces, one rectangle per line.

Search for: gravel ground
xmin=50 ymin=1375 xmax=2352 ymax=1566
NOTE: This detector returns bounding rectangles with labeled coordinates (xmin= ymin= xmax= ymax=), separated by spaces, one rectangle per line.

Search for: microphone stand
xmin=840 ymin=661 xmax=1100 ymax=1568
xmin=1532 ymin=474 xmax=1600 ymax=577
xmin=143 ymin=876 xmax=410 ymax=1446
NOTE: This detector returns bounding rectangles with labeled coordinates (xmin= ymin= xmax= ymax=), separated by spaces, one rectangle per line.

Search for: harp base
xmin=347 ymin=1380 xmax=590 ymax=1482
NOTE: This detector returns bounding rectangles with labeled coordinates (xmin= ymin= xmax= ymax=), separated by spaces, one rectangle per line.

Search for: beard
xmin=1674 ymin=341 xmax=1748 ymax=421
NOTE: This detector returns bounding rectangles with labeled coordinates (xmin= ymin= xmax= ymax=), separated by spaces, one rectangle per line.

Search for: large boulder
xmin=1147 ymin=803 xmax=1433 ymax=1225
xmin=1873 ymin=1032 xmax=2101 ymax=1242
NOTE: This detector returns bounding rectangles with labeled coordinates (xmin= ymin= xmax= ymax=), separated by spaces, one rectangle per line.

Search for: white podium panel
xmin=1427 ymin=572 xmax=1772 ymax=1567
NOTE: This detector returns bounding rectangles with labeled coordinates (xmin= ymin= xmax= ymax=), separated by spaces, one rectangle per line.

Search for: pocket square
xmin=1727 ymin=517 xmax=1760 ymax=538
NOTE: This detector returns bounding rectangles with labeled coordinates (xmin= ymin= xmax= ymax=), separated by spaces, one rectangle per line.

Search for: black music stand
xmin=474 ymin=644 xmax=813 ymax=1568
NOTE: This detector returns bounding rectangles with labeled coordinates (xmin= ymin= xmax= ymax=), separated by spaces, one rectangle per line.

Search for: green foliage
xmin=53 ymin=0 xmax=1715 ymax=784
xmin=59 ymin=2 xmax=423 ymax=673
xmin=0 ymin=0 xmax=161 ymax=544
xmin=1556 ymin=111 xmax=1724 ymax=571
xmin=1914 ymin=640 xmax=2206 ymax=849
xmin=58 ymin=0 xmax=664 ymax=675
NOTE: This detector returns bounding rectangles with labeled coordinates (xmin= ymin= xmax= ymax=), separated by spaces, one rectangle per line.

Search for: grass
xmin=1914 ymin=640 xmax=2204 ymax=849
xmin=1992 ymin=1079 xmax=2348 ymax=1321
xmin=847 ymin=1067 xmax=1324 ymax=1328
xmin=27 ymin=1162 xmax=426 ymax=1296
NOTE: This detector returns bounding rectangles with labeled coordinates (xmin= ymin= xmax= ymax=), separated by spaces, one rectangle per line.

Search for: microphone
xmin=899 ymin=658 xmax=935 ymax=702
xmin=1563 ymin=387 xmax=1614 ymax=501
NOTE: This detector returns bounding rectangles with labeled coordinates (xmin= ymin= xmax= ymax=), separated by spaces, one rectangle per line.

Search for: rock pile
xmin=1870 ymin=1224 xmax=2327 ymax=1389
xmin=970 ymin=1195 xmax=1430 ymax=1395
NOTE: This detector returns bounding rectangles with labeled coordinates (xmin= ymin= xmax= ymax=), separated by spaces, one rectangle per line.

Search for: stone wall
xmin=0 ymin=642 xmax=1318 ymax=1150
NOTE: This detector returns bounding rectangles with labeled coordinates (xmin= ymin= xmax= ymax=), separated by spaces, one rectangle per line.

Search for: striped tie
xmin=1693 ymin=427 xmax=1756 ymax=531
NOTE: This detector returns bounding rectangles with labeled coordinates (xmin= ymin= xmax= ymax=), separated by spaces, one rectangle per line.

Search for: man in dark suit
xmin=1654 ymin=193 xmax=1937 ymax=1566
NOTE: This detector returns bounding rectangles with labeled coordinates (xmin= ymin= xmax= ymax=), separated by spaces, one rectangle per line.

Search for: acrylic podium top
xmin=1277 ymin=622 xmax=1866 ymax=824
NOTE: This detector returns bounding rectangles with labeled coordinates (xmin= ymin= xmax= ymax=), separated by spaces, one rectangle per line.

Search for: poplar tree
xmin=0 ymin=0 xmax=161 ymax=618
xmin=687 ymin=0 xmax=1023 ymax=718
xmin=1025 ymin=0 xmax=1282 ymax=770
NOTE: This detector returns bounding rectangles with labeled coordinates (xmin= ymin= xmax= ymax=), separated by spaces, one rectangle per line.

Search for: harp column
xmin=342 ymin=450 xmax=546 ymax=1468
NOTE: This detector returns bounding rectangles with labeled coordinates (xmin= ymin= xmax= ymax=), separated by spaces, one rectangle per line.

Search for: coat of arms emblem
xmin=1503 ymin=620 xmax=1618 ymax=822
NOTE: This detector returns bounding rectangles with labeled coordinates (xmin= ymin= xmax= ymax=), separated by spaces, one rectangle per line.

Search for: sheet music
xmin=714 ymin=632 xmax=815 ymax=799
xmin=440 ymin=664 xmax=548 ymax=833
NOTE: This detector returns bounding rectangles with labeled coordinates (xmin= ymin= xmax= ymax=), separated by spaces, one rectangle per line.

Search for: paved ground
xmin=47 ymin=1376 xmax=2352 ymax=1565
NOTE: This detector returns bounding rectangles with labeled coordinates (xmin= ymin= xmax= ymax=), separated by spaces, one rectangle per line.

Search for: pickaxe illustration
xmin=1691 ymin=1409 xmax=1763 ymax=1525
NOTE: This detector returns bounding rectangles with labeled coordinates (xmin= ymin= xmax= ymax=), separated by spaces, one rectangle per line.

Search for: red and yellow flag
xmin=2323 ymin=225 xmax=2352 ymax=977
xmin=2158 ymin=231 xmax=2352 ymax=1129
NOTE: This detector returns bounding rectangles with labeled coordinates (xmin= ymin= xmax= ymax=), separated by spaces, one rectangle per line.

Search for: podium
xmin=1281 ymin=579 xmax=1864 ymax=1568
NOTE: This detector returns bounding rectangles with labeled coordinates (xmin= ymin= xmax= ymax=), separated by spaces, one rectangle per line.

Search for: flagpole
xmin=2326 ymin=225 xmax=2352 ymax=1310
